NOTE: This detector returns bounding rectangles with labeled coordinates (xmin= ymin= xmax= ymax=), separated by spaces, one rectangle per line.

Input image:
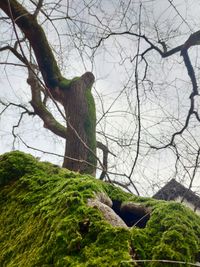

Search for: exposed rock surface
xmin=87 ymin=196 xmax=128 ymax=228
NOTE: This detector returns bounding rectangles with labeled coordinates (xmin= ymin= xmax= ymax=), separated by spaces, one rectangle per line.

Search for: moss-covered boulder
xmin=0 ymin=151 xmax=200 ymax=266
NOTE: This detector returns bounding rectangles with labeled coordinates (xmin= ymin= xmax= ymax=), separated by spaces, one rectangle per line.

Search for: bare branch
xmin=27 ymin=66 xmax=67 ymax=139
xmin=31 ymin=0 xmax=44 ymax=17
xmin=0 ymin=45 xmax=28 ymax=65
xmin=97 ymin=141 xmax=116 ymax=180
xmin=0 ymin=100 xmax=34 ymax=116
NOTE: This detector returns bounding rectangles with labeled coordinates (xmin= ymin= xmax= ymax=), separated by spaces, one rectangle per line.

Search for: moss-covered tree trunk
xmin=62 ymin=73 xmax=96 ymax=174
xmin=0 ymin=0 xmax=96 ymax=174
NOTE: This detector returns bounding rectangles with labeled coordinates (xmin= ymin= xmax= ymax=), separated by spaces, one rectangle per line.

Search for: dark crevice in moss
xmin=112 ymin=200 xmax=150 ymax=228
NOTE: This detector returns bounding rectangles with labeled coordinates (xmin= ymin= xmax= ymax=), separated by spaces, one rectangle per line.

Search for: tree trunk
xmin=62 ymin=72 xmax=96 ymax=174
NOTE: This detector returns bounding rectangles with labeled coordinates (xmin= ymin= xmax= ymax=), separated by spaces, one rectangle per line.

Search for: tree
xmin=0 ymin=0 xmax=96 ymax=175
xmin=0 ymin=1 xmax=200 ymax=195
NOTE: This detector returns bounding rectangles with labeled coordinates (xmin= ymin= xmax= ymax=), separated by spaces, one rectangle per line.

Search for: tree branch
xmin=92 ymin=31 xmax=184 ymax=58
xmin=0 ymin=45 xmax=28 ymax=65
xmin=0 ymin=0 xmax=62 ymax=88
xmin=181 ymin=50 xmax=198 ymax=97
xmin=151 ymin=49 xmax=199 ymax=150
xmin=32 ymin=0 xmax=43 ymax=17
xmin=27 ymin=66 xmax=67 ymax=138
xmin=97 ymin=141 xmax=116 ymax=180
xmin=0 ymin=100 xmax=34 ymax=116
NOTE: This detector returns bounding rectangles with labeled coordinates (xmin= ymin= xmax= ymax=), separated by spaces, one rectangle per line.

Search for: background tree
xmin=0 ymin=0 xmax=200 ymax=196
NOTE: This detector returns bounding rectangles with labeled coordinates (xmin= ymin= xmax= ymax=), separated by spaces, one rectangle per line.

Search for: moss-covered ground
xmin=0 ymin=151 xmax=200 ymax=266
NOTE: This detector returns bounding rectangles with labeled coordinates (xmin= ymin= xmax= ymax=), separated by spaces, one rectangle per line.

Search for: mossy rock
xmin=0 ymin=151 xmax=200 ymax=266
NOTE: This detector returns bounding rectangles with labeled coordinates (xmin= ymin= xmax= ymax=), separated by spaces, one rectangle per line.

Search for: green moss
xmin=58 ymin=77 xmax=72 ymax=90
xmin=149 ymin=203 xmax=200 ymax=265
xmin=1 ymin=151 xmax=200 ymax=266
xmin=0 ymin=151 xmax=39 ymax=186
xmin=59 ymin=77 xmax=80 ymax=90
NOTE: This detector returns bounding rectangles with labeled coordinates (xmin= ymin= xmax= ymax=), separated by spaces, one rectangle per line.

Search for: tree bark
xmin=62 ymin=72 xmax=96 ymax=174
